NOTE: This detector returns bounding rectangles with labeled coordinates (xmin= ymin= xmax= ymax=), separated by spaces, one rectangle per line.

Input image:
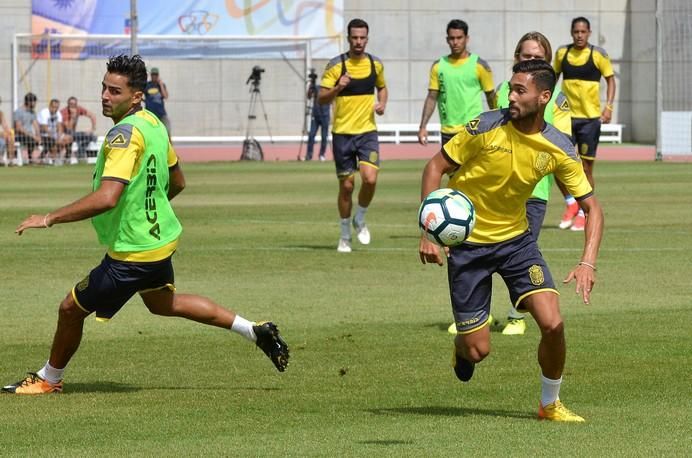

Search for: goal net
xmin=12 ymin=33 xmax=333 ymax=142
xmin=657 ymin=1 xmax=692 ymax=159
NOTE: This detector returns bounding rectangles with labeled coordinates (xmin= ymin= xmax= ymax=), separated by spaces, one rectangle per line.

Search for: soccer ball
xmin=418 ymin=188 xmax=475 ymax=246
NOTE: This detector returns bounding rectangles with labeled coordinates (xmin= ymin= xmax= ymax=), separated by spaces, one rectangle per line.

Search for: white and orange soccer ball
xmin=418 ymin=188 xmax=476 ymax=247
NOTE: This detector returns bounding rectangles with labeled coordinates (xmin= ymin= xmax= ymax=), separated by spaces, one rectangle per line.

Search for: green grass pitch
xmin=0 ymin=160 xmax=690 ymax=456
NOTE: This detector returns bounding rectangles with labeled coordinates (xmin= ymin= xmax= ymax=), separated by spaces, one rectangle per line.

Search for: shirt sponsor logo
xmin=145 ymin=154 xmax=160 ymax=240
xmin=487 ymin=144 xmax=512 ymax=154
xmin=110 ymin=133 xmax=127 ymax=146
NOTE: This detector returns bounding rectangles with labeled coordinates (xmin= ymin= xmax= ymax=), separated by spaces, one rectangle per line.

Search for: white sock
xmin=37 ymin=361 xmax=64 ymax=384
xmin=340 ymin=218 xmax=351 ymax=240
xmin=577 ymin=208 xmax=585 ymax=217
xmin=230 ymin=315 xmax=257 ymax=343
xmin=565 ymin=196 xmax=576 ymax=205
xmin=507 ymin=307 xmax=525 ymax=320
xmin=354 ymin=205 xmax=368 ymax=226
xmin=540 ymin=374 xmax=562 ymax=407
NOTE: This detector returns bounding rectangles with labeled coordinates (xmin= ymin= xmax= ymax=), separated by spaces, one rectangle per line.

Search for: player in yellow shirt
xmin=419 ymin=60 xmax=604 ymax=422
xmin=554 ymin=16 xmax=616 ymax=231
xmin=319 ymin=18 xmax=388 ymax=253
xmin=418 ymin=19 xmax=496 ymax=146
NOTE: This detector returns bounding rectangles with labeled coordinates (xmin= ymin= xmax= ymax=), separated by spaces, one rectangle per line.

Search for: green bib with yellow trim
xmin=437 ymin=54 xmax=483 ymax=127
xmin=92 ymin=111 xmax=181 ymax=252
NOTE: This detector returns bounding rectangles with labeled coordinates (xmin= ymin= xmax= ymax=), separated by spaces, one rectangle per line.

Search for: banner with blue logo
xmin=31 ymin=0 xmax=343 ymax=59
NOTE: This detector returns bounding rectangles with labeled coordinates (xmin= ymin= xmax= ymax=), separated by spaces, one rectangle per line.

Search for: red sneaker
xmin=570 ymin=213 xmax=586 ymax=231
xmin=559 ymin=202 xmax=579 ymax=229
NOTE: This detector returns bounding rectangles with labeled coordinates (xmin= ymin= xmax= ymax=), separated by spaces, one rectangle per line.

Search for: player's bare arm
xmin=419 ymin=151 xmax=458 ymax=265
xmin=562 ymin=195 xmax=604 ymax=304
xmin=168 ymin=164 xmax=186 ymax=200
xmin=418 ymin=90 xmax=439 ymax=145
xmin=374 ymin=86 xmax=388 ymax=115
xmin=485 ymin=90 xmax=497 ymax=109
xmin=16 ymin=180 xmax=125 ymax=235
xmin=601 ymin=75 xmax=616 ymax=124
xmin=318 ymin=73 xmax=351 ymax=105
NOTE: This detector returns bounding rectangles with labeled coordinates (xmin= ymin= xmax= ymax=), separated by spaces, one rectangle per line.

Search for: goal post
xmin=12 ymin=32 xmax=340 ymax=138
xmin=656 ymin=0 xmax=692 ymax=160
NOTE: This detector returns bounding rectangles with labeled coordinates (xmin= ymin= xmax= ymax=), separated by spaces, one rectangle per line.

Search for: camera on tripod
xmin=308 ymin=68 xmax=318 ymax=88
xmin=246 ymin=65 xmax=265 ymax=86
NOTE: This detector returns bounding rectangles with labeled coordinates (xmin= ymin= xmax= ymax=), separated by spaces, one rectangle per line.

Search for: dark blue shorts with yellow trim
xmin=571 ymin=118 xmax=601 ymax=160
xmin=332 ymin=131 xmax=380 ymax=178
xmin=73 ymin=255 xmax=175 ymax=320
xmin=447 ymin=231 xmax=557 ymax=334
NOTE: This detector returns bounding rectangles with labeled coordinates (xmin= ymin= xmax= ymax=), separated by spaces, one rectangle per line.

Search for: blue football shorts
xmin=447 ymin=231 xmax=558 ymax=334
xmin=72 ymin=255 xmax=175 ymax=320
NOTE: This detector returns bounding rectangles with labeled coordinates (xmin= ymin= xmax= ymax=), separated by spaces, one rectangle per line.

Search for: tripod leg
xmin=256 ymin=91 xmax=273 ymax=143
xmin=246 ymin=90 xmax=258 ymax=139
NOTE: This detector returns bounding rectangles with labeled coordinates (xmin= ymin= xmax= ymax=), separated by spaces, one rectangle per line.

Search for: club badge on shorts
xmin=529 ymin=265 xmax=545 ymax=286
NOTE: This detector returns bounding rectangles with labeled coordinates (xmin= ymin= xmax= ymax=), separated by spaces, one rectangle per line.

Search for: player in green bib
xmin=4 ymin=55 xmax=289 ymax=395
xmin=494 ymin=32 xmax=573 ymax=336
xmin=418 ymin=19 xmax=496 ymax=146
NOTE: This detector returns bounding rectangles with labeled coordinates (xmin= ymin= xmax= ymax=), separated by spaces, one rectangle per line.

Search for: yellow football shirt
xmin=554 ymin=45 xmax=614 ymax=119
xmin=443 ymin=110 xmax=592 ymax=244
xmin=321 ymin=54 xmax=386 ymax=134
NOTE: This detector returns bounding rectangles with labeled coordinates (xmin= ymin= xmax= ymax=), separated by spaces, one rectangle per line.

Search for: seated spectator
xmin=60 ymin=96 xmax=97 ymax=162
xmin=37 ymin=99 xmax=71 ymax=165
xmin=13 ymin=93 xmax=41 ymax=165
xmin=0 ymin=96 xmax=17 ymax=166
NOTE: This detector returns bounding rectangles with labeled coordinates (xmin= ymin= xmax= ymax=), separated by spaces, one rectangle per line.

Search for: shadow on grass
xmin=287 ymin=244 xmax=337 ymax=251
xmin=67 ymin=383 xmax=282 ymax=393
xmin=359 ymin=439 xmax=414 ymax=446
xmin=66 ymin=381 xmax=141 ymax=394
xmin=367 ymin=406 xmax=534 ymax=420
xmin=425 ymin=322 xmax=454 ymax=332
xmin=387 ymin=235 xmax=419 ymax=240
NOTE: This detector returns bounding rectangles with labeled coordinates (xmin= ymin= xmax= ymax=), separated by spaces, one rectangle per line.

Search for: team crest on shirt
xmin=76 ymin=275 xmax=89 ymax=292
xmin=528 ymin=265 xmax=545 ymax=286
xmin=467 ymin=118 xmax=480 ymax=130
xmin=534 ymin=151 xmax=552 ymax=174
xmin=369 ymin=151 xmax=378 ymax=163
xmin=560 ymin=99 xmax=570 ymax=111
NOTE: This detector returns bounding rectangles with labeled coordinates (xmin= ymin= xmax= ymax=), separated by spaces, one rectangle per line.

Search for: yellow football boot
xmin=538 ymin=400 xmax=585 ymax=422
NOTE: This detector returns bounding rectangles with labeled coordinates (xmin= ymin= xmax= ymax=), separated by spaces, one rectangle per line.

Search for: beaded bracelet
xmin=578 ymin=261 xmax=597 ymax=271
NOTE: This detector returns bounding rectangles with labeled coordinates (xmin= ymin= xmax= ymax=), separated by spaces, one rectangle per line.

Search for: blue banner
xmin=31 ymin=0 xmax=343 ymax=59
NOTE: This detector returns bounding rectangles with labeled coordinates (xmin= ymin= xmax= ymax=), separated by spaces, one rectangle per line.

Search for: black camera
xmin=308 ymin=68 xmax=318 ymax=84
xmin=307 ymin=68 xmax=318 ymax=94
xmin=247 ymin=65 xmax=265 ymax=85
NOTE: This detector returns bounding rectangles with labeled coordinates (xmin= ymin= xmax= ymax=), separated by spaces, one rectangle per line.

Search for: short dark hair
xmin=512 ymin=59 xmax=556 ymax=94
xmin=106 ymin=54 xmax=148 ymax=92
xmin=347 ymin=18 xmax=369 ymax=36
xmin=447 ymin=19 xmax=468 ymax=35
xmin=571 ymin=16 xmax=591 ymax=30
xmin=24 ymin=92 xmax=37 ymax=103
xmin=50 ymin=98 xmax=59 ymax=104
